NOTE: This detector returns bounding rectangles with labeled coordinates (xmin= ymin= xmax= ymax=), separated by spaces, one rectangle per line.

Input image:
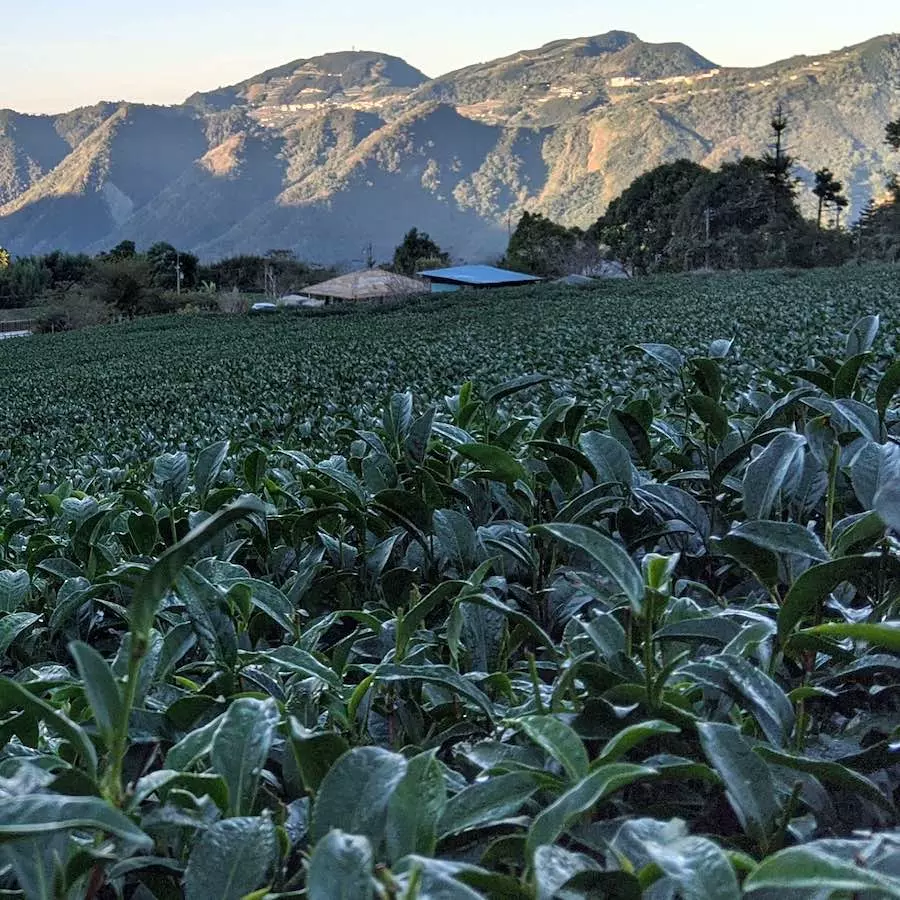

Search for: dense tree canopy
xmin=591 ymin=154 xmax=815 ymax=274
xmin=92 ymin=257 xmax=153 ymax=316
xmin=503 ymin=212 xmax=594 ymax=277
xmin=43 ymin=250 xmax=94 ymax=289
xmin=583 ymin=113 xmax=900 ymax=272
xmin=106 ymin=240 xmax=137 ymax=261
xmin=592 ymin=159 xmax=707 ymax=274
xmin=0 ymin=241 xmax=338 ymax=319
xmin=392 ymin=228 xmax=450 ymax=276
xmin=198 ymin=253 xmax=334 ymax=295
xmin=0 ymin=257 xmax=51 ymax=308
xmin=813 ymin=168 xmax=847 ymax=229
xmin=851 ymin=119 xmax=900 ymax=262
xmin=670 ymin=158 xmax=807 ymax=270
xmin=887 ymin=118 xmax=900 ymax=152
xmin=147 ymin=242 xmax=199 ymax=292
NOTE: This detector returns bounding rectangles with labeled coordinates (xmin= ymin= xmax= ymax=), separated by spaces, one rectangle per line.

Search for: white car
xmin=250 ymin=302 xmax=278 ymax=314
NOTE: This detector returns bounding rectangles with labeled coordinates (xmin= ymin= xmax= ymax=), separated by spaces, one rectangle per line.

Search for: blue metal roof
xmin=418 ymin=265 xmax=542 ymax=285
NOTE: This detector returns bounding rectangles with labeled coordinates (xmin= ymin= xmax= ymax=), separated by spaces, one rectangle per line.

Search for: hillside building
xmin=304 ymin=268 xmax=425 ymax=303
xmin=418 ymin=265 xmax=542 ymax=292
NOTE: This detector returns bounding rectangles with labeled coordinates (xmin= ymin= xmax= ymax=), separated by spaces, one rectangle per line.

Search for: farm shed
xmin=418 ymin=265 xmax=542 ymax=292
xmin=304 ymin=269 xmax=424 ymax=303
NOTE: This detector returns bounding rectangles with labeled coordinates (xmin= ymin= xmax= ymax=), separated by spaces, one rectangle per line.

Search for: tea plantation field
xmin=0 ymin=265 xmax=899 ymax=899
xmin=1 ymin=266 xmax=898 ymax=490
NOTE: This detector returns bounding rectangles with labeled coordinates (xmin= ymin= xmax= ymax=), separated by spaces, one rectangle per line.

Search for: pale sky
xmin=1 ymin=0 xmax=897 ymax=114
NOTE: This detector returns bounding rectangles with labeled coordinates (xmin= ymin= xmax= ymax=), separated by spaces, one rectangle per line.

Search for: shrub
xmin=216 ymin=288 xmax=251 ymax=314
xmin=34 ymin=288 xmax=113 ymax=332
xmin=90 ymin=257 xmax=155 ymax=315
xmin=150 ymin=291 xmax=218 ymax=315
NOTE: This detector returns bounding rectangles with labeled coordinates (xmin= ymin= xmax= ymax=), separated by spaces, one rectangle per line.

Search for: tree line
xmin=0 ymin=241 xmax=336 ymax=327
xmin=383 ymin=113 xmax=900 ymax=281
xmin=502 ymin=112 xmax=900 ymax=277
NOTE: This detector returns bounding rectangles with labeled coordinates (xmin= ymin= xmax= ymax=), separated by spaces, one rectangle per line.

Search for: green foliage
xmin=0 ymin=269 xmax=898 ymax=897
xmin=593 ymin=113 xmax=897 ymax=273
xmin=0 ymin=245 xmax=334 ymax=327
xmin=887 ymin=119 xmax=900 ymax=152
xmin=855 ymin=197 xmax=900 ymax=264
xmin=0 ymin=256 xmax=51 ymax=309
xmin=813 ymin=168 xmax=848 ymax=230
xmin=198 ymin=254 xmax=264 ymax=292
xmin=89 ymin=256 xmax=153 ymax=315
xmin=42 ymin=250 xmax=94 ymax=292
xmin=147 ymin=242 xmax=199 ymax=292
xmin=594 ymin=155 xmax=851 ymax=274
xmin=504 ymin=212 xmax=591 ymax=277
xmin=671 ymin=158 xmax=808 ymax=270
xmin=761 ymin=103 xmax=796 ymax=198
xmin=595 ymin=160 xmax=707 ymax=274
xmin=392 ymin=227 xmax=450 ymax=276
xmin=105 ymin=240 xmax=137 ymax=261
xmin=198 ymin=253 xmax=335 ymax=294
xmin=853 ymin=119 xmax=900 ymax=262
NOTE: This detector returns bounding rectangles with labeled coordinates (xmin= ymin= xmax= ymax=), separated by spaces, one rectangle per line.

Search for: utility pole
xmin=175 ymin=251 xmax=182 ymax=295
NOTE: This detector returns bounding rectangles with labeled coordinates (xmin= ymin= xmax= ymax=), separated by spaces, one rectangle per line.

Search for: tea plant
xmin=0 ymin=272 xmax=898 ymax=898
xmin=1 ymin=265 xmax=898 ymax=495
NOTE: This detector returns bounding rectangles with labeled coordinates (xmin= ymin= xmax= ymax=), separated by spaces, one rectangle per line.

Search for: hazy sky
xmin=2 ymin=0 xmax=897 ymax=114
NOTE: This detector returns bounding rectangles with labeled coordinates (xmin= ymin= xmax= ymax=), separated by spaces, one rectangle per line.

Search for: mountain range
xmin=1 ymin=31 xmax=898 ymax=264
